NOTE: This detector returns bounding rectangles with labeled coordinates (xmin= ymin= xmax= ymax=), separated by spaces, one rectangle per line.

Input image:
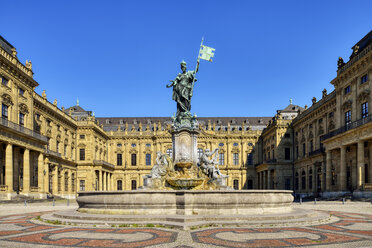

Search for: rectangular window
xmin=284 ymin=133 xmax=290 ymax=138
xmin=79 ymin=180 xmax=85 ymax=191
xmin=19 ymin=112 xmax=24 ymax=126
xmin=64 ymin=145 xmax=67 ymax=157
xmin=80 ymin=135 xmax=85 ymax=139
xmin=219 ymin=153 xmax=225 ymax=165
xmin=361 ymin=74 xmax=368 ymax=84
xmin=79 ymin=148 xmax=85 ymax=161
xmin=362 ymin=102 xmax=368 ymax=118
xmin=344 ymin=85 xmax=351 ymax=95
xmin=2 ymin=104 xmax=8 ymax=119
xmin=71 ymin=174 xmax=75 ymax=191
xmin=117 ymin=153 xmax=122 ymax=166
xmin=47 ymin=119 xmax=51 ymax=126
xmin=285 ymin=148 xmax=290 ymax=160
xmin=131 ymin=153 xmax=137 ymax=166
xmin=233 ymin=153 xmax=239 ymax=165
xmin=145 ymin=153 xmax=151 ymax=166
xmin=345 ymin=110 xmax=351 ymax=126
xmin=36 ymin=113 xmax=40 ymax=120
xmin=247 ymin=153 xmax=253 ymax=165
xmin=56 ymin=141 xmax=60 ymax=153
xmin=19 ymin=88 xmax=25 ymax=96
xmin=1 ymin=76 xmax=8 ymax=86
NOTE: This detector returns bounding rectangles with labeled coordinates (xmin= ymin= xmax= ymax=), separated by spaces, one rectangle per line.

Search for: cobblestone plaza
xmin=0 ymin=200 xmax=371 ymax=247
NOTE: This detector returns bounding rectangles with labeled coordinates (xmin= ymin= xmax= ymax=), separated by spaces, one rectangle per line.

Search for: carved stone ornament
xmin=19 ymin=103 xmax=29 ymax=114
xmin=357 ymin=89 xmax=370 ymax=103
xmin=342 ymin=99 xmax=352 ymax=111
xmin=337 ymin=57 xmax=345 ymax=69
xmin=2 ymin=94 xmax=13 ymax=105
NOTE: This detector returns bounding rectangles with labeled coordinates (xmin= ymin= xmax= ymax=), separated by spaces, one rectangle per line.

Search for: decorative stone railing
xmin=321 ymin=115 xmax=372 ymax=141
xmin=338 ymin=43 xmax=372 ymax=75
xmin=93 ymin=160 xmax=115 ymax=169
xmin=0 ymin=116 xmax=48 ymax=143
xmin=0 ymin=47 xmax=33 ymax=77
xmin=45 ymin=149 xmax=61 ymax=157
xmin=308 ymin=147 xmax=325 ymax=157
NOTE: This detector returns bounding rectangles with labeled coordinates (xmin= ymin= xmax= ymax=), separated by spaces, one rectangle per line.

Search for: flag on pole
xmin=198 ymin=45 xmax=215 ymax=62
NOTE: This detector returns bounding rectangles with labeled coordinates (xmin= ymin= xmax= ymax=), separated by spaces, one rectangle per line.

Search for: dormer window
xmin=106 ymin=119 xmax=110 ymax=124
xmin=119 ymin=120 xmax=124 ymax=124
xmin=133 ymin=120 xmax=137 ymax=124
xmin=19 ymin=88 xmax=25 ymax=96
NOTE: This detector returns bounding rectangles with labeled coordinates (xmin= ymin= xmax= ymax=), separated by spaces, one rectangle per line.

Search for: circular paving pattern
xmin=0 ymin=210 xmax=371 ymax=247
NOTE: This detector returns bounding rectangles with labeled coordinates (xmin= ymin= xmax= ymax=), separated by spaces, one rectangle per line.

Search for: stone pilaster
xmin=5 ymin=143 xmax=13 ymax=193
xmin=23 ymin=149 xmax=30 ymax=193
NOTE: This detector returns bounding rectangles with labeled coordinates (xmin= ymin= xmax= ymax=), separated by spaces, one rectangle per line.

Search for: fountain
xmin=75 ymin=59 xmax=295 ymax=226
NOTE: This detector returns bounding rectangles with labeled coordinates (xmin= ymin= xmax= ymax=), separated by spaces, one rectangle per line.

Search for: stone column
xmin=357 ymin=140 xmax=364 ymax=189
xmin=38 ymin=153 xmax=44 ymax=193
xmin=44 ymin=162 xmax=49 ymax=193
xmin=312 ymin=164 xmax=316 ymax=194
xmin=263 ymin=171 xmax=267 ymax=189
xmin=5 ymin=143 xmax=13 ymax=193
xmin=99 ymin=170 xmax=102 ymax=191
xmin=340 ymin=146 xmax=346 ymax=191
xmin=103 ymin=171 xmax=106 ymax=191
xmin=370 ymin=142 xmax=372 ymax=183
xmin=326 ymin=150 xmax=332 ymax=191
xmin=23 ymin=149 xmax=30 ymax=193
xmin=52 ymin=166 xmax=58 ymax=194
xmin=267 ymin=170 xmax=271 ymax=189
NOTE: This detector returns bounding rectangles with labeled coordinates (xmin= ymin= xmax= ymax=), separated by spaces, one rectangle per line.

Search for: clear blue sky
xmin=1 ymin=1 xmax=371 ymax=117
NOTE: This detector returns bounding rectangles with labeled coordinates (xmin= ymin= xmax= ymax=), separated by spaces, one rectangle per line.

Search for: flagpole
xmin=191 ymin=37 xmax=204 ymax=95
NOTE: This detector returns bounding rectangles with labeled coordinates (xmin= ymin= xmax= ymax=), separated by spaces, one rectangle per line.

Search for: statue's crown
xmin=180 ymin=60 xmax=186 ymax=65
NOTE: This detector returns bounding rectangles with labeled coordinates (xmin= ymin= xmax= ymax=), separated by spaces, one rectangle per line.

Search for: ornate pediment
xmin=2 ymin=93 xmax=13 ymax=106
xmin=357 ymin=89 xmax=370 ymax=103
xmin=129 ymin=147 xmax=138 ymax=154
xmin=342 ymin=99 xmax=352 ymax=111
xmin=19 ymin=103 xmax=29 ymax=114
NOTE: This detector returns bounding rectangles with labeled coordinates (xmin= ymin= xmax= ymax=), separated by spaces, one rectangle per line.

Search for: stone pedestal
xmin=171 ymin=128 xmax=199 ymax=165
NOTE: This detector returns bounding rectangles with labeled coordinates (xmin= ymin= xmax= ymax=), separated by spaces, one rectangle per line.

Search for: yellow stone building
xmin=0 ymin=31 xmax=371 ymax=200
xmin=256 ymin=31 xmax=372 ymax=198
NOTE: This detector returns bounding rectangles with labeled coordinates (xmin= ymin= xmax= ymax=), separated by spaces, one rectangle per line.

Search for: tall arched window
xmin=117 ymin=180 xmax=123 ymax=191
xmin=308 ymin=168 xmax=313 ymax=190
xmin=301 ymin=170 xmax=306 ymax=190
xmin=233 ymin=179 xmax=239 ymax=190
xmin=131 ymin=180 xmax=137 ymax=190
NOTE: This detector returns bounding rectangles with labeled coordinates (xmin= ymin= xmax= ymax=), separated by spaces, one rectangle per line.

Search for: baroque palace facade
xmin=0 ymin=31 xmax=371 ymax=200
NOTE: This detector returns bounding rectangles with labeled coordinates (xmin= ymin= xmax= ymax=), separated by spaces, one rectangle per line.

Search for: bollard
xmin=300 ymin=197 xmax=302 ymax=205
xmin=314 ymin=198 xmax=317 ymax=205
xmin=67 ymin=199 xmax=69 ymax=206
xmin=342 ymin=198 xmax=345 ymax=205
xmin=24 ymin=200 xmax=27 ymax=206
xmin=53 ymin=199 xmax=55 ymax=207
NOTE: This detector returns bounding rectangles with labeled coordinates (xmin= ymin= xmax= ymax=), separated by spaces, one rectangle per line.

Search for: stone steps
xmin=39 ymin=209 xmax=332 ymax=230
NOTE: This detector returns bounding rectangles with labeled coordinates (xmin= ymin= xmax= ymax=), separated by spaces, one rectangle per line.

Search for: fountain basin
xmin=166 ymin=178 xmax=204 ymax=188
xmin=77 ymin=190 xmax=294 ymax=215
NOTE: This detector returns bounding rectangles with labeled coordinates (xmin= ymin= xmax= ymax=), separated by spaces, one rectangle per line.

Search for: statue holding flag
xmin=166 ymin=38 xmax=215 ymax=128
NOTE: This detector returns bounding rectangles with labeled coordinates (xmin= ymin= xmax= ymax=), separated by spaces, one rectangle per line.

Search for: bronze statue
xmin=167 ymin=60 xmax=199 ymax=123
